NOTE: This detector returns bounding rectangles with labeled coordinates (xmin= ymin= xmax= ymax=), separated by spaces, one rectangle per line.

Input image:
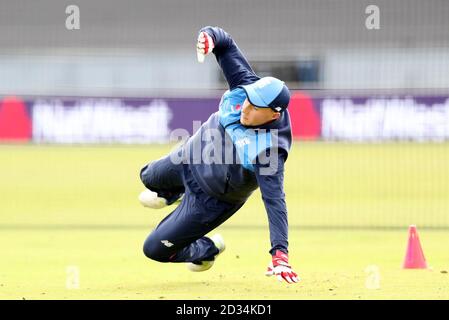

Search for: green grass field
xmin=1 ymin=143 xmax=448 ymax=299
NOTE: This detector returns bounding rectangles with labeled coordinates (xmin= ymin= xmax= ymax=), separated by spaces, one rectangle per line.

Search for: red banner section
xmin=0 ymin=96 xmax=32 ymax=142
xmin=288 ymin=92 xmax=321 ymax=140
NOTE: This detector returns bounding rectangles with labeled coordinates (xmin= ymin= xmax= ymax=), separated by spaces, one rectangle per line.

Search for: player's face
xmin=240 ymin=99 xmax=280 ymax=126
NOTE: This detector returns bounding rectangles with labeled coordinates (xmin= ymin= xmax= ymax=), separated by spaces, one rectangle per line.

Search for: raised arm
xmin=197 ymin=26 xmax=259 ymax=90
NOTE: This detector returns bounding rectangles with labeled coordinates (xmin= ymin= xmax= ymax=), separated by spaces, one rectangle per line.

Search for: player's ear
xmin=272 ymin=112 xmax=281 ymax=120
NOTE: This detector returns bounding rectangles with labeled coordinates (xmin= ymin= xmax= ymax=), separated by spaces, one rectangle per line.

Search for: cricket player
xmin=139 ymin=26 xmax=298 ymax=284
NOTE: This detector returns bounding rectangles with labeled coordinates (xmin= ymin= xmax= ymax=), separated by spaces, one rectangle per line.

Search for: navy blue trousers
xmin=140 ymin=154 xmax=244 ymax=264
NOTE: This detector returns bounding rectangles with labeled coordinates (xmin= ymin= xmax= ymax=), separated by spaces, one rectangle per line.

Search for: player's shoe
xmin=187 ymin=234 xmax=225 ymax=272
xmin=138 ymin=189 xmax=183 ymax=209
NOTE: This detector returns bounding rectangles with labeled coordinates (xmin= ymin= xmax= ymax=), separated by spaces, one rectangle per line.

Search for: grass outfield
xmin=0 ymin=143 xmax=448 ymax=299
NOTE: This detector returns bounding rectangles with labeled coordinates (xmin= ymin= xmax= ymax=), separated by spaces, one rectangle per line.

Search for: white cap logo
xmin=256 ymin=78 xmax=272 ymax=89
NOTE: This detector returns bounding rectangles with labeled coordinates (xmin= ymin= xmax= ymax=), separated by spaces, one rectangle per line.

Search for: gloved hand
xmin=196 ymin=31 xmax=215 ymax=63
xmin=265 ymin=250 xmax=299 ymax=284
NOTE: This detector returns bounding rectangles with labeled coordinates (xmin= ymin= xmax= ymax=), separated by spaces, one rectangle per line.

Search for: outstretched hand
xmin=265 ymin=250 xmax=299 ymax=284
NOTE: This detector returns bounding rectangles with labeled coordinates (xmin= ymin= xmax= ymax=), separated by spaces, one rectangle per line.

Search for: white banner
xmin=321 ymin=98 xmax=449 ymax=141
xmin=32 ymin=98 xmax=173 ymax=143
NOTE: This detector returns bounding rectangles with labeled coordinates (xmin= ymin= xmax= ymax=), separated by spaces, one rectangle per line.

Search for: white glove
xmin=196 ymin=31 xmax=214 ymax=63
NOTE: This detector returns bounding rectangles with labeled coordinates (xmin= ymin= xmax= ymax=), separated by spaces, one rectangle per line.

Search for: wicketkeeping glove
xmin=196 ymin=31 xmax=215 ymax=63
xmin=265 ymin=250 xmax=299 ymax=284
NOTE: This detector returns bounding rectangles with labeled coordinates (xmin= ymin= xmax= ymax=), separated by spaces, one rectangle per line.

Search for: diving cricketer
xmin=138 ymin=26 xmax=298 ymax=284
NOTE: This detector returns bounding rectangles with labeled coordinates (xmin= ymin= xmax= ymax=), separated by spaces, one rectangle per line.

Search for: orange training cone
xmin=402 ymin=225 xmax=428 ymax=269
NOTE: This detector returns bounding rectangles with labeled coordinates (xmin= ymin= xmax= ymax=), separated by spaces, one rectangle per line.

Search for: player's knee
xmin=139 ymin=162 xmax=156 ymax=189
xmin=139 ymin=163 xmax=150 ymax=184
xmin=143 ymin=237 xmax=170 ymax=262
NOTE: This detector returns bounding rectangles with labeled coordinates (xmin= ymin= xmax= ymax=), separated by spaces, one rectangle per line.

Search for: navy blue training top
xmin=181 ymin=26 xmax=293 ymax=255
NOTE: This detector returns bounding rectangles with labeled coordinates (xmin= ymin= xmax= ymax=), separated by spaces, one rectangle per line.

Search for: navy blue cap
xmin=240 ymin=77 xmax=290 ymax=112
